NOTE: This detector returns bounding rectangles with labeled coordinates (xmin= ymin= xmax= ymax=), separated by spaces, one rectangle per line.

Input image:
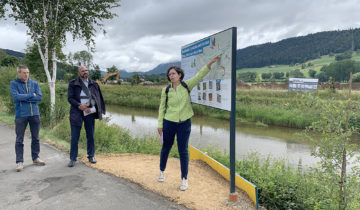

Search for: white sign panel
xmin=289 ymin=78 xmax=318 ymax=91
xmin=181 ymin=28 xmax=233 ymax=111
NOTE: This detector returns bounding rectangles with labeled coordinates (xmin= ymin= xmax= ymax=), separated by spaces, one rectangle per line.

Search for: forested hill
xmin=1 ymin=48 xmax=25 ymax=58
xmin=145 ymin=61 xmax=181 ymax=75
xmin=236 ymin=28 xmax=360 ymax=69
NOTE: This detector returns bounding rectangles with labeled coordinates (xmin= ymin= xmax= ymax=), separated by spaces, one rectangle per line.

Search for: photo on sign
xmin=209 ymin=93 xmax=213 ymax=101
xmin=217 ymin=94 xmax=221 ymax=103
xmin=216 ymin=81 xmax=221 ymax=91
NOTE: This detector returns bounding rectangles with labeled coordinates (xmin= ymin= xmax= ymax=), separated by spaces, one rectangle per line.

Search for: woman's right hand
xmin=206 ymin=54 xmax=220 ymax=68
xmin=157 ymin=128 xmax=163 ymax=135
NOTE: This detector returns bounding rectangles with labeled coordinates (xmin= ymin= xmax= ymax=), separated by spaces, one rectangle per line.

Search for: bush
xmin=289 ymin=69 xmax=304 ymax=78
xmin=261 ymin=72 xmax=272 ymax=79
xmin=238 ymin=72 xmax=257 ymax=82
xmin=0 ymin=66 xmax=17 ymax=113
xmin=352 ymin=72 xmax=360 ymax=82
xmin=273 ymin=72 xmax=284 ymax=79
xmin=37 ymin=84 xmax=69 ymax=127
xmin=308 ymin=69 xmax=316 ymax=78
xmin=316 ymin=71 xmax=329 ymax=82
xmin=204 ymin=149 xmax=360 ymax=209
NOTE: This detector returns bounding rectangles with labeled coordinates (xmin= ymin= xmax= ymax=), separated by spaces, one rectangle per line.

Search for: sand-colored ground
xmin=82 ymin=153 xmax=255 ymax=210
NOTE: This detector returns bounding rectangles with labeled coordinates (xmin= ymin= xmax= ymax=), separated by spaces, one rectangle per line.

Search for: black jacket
xmin=68 ymin=77 xmax=106 ymax=126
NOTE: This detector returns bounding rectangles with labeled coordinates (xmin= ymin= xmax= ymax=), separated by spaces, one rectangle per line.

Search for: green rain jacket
xmin=158 ymin=66 xmax=211 ymax=128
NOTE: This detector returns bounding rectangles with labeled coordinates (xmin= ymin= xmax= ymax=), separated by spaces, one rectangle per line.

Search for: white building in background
xmin=289 ymin=78 xmax=318 ymax=91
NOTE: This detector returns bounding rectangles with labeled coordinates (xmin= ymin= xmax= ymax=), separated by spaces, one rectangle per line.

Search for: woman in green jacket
xmin=157 ymin=55 xmax=220 ymax=190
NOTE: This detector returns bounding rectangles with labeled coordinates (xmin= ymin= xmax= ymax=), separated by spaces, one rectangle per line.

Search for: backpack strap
xmin=180 ymin=81 xmax=190 ymax=94
xmin=165 ymin=84 xmax=171 ymax=114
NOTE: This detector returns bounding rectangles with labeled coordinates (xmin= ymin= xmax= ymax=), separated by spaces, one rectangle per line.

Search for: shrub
xmin=261 ymin=72 xmax=272 ymax=79
xmin=352 ymin=72 xmax=360 ymax=82
xmin=0 ymin=66 xmax=17 ymax=113
xmin=38 ymin=84 xmax=69 ymax=127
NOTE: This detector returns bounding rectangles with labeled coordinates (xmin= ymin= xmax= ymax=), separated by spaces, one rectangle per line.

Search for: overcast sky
xmin=1 ymin=0 xmax=360 ymax=72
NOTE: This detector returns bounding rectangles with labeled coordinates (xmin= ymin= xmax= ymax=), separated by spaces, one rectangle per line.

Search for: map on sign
xmin=181 ymin=28 xmax=233 ymax=111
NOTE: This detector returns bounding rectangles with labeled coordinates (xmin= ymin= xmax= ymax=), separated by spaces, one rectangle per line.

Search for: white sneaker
xmin=158 ymin=171 xmax=165 ymax=182
xmin=33 ymin=158 xmax=45 ymax=165
xmin=180 ymin=178 xmax=188 ymax=191
xmin=16 ymin=162 xmax=23 ymax=172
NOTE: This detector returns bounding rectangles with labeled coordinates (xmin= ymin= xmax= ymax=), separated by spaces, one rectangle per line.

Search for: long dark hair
xmin=166 ymin=66 xmax=184 ymax=81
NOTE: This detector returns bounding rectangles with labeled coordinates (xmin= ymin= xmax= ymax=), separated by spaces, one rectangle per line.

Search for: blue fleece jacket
xmin=10 ymin=78 xmax=42 ymax=118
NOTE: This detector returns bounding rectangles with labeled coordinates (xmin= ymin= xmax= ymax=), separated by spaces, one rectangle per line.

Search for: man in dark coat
xmin=67 ymin=66 xmax=106 ymax=167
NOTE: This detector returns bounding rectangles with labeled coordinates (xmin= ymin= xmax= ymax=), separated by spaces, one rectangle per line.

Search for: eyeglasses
xmin=168 ymin=72 xmax=178 ymax=77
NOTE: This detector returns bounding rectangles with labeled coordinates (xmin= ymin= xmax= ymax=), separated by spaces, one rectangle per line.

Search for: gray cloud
xmin=1 ymin=0 xmax=360 ymax=72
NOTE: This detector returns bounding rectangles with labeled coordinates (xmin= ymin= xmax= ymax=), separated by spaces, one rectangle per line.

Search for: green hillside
xmin=237 ymin=52 xmax=360 ymax=78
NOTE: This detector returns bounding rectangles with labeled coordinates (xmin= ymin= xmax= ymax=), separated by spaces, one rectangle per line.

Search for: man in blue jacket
xmin=67 ymin=66 xmax=106 ymax=167
xmin=10 ymin=65 xmax=45 ymax=172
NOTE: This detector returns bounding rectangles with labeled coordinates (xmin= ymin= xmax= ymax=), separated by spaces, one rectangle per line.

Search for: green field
xmin=237 ymin=52 xmax=360 ymax=78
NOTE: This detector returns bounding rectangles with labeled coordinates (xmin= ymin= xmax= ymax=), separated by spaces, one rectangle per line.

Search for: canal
xmin=105 ymin=105 xmax=326 ymax=168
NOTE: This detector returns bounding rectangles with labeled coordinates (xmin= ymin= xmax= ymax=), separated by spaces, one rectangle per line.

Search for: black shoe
xmin=68 ymin=160 xmax=76 ymax=167
xmin=88 ymin=157 xmax=97 ymax=164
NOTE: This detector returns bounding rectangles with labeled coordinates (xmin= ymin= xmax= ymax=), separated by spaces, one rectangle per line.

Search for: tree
xmin=301 ymin=63 xmax=306 ymax=69
xmin=289 ymin=69 xmax=304 ymax=78
xmin=107 ymin=65 xmax=118 ymax=73
xmin=90 ymin=64 xmax=102 ymax=81
xmin=23 ymin=44 xmax=47 ymax=82
xmin=238 ymin=72 xmax=257 ymax=82
xmin=308 ymin=69 xmax=316 ymax=78
xmin=273 ymin=72 xmax=284 ymax=79
xmin=130 ymin=72 xmax=140 ymax=85
xmin=352 ymin=72 xmax=360 ymax=82
xmin=316 ymin=71 xmax=329 ymax=82
xmin=335 ymin=51 xmax=352 ymax=61
xmin=106 ymin=65 xmax=119 ymax=81
xmin=261 ymin=72 xmax=271 ymax=79
xmin=0 ymin=49 xmax=7 ymax=62
xmin=320 ymin=60 xmax=360 ymax=82
xmin=303 ymin=74 xmax=359 ymax=209
xmin=1 ymin=55 xmax=19 ymax=67
xmin=0 ymin=0 xmax=121 ymax=123
xmin=73 ymin=50 xmax=93 ymax=69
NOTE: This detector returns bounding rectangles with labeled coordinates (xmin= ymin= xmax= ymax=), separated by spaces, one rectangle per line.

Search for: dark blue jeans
xmin=15 ymin=115 xmax=41 ymax=163
xmin=70 ymin=113 xmax=95 ymax=161
xmin=160 ymin=119 xmax=191 ymax=179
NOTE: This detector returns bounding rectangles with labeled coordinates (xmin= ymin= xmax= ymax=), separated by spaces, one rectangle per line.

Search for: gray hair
xmin=17 ymin=65 xmax=29 ymax=73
